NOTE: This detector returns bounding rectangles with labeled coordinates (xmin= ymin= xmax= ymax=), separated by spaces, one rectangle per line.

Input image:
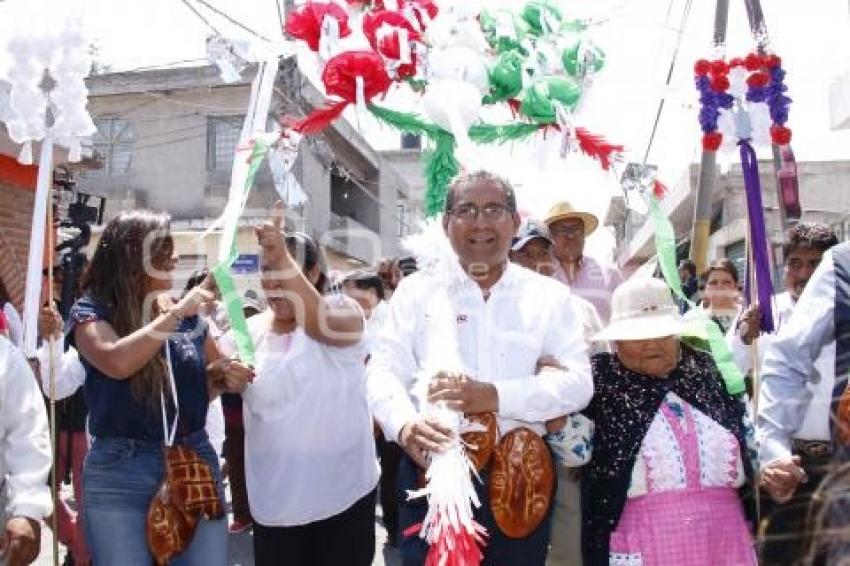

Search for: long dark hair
xmin=0 ymin=278 xmax=10 ymax=306
xmin=81 ymin=210 xmax=174 ymax=406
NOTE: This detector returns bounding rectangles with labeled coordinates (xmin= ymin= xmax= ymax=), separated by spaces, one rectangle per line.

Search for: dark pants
xmin=759 ymin=452 xmax=830 ymax=566
xmin=377 ymin=432 xmax=403 ymax=543
xmin=253 ymin=489 xmax=377 ymax=566
xmin=222 ymin=404 xmax=252 ymax=523
xmin=398 ymin=454 xmax=555 ymax=566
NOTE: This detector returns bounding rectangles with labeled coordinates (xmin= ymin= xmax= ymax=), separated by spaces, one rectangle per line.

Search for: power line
xmin=191 ymin=0 xmax=274 ymax=43
xmin=274 ymin=0 xmax=286 ymax=41
xmin=179 ymin=0 xmax=223 ymax=36
xmin=642 ymin=0 xmax=694 ymax=164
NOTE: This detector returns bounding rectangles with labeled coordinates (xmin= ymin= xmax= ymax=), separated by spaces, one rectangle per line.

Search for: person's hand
xmin=761 ymin=455 xmax=807 ymax=503
xmin=255 ymin=201 xmax=287 ymax=258
xmin=208 ymin=358 xmax=255 ymax=394
xmin=738 ymin=304 xmax=762 ymax=345
xmin=37 ymin=306 xmax=62 ymax=341
xmin=173 ymin=287 xmax=215 ymax=319
xmin=0 ymin=516 xmax=40 ymax=566
xmin=398 ymin=417 xmax=453 ymax=468
xmin=427 ymin=371 xmax=499 ymax=414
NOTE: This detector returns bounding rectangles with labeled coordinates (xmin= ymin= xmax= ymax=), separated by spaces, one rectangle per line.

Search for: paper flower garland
xmin=284 ymin=0 xmax=620 ymax=218
xmin=694 ymin=52 xmax=791 ymax=152
xmin=285 ymin=2 xmax=352 ymax=53
xmin=291 ymin=50 xmax=392 ymax=134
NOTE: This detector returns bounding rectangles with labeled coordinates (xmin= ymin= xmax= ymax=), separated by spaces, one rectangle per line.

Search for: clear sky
xmin=3 ymin=0 xmax=850 ymax=258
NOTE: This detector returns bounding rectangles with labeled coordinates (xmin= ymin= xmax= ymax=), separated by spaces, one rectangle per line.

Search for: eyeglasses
xmin=448 ymin=203 xmax=511 ymax=222
xmin=550 ymin=224 xmax=584 ymax=238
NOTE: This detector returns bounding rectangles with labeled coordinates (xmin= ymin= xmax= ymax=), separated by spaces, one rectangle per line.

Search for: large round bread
xmin=488 ymin=427 xmax=554 ymax=539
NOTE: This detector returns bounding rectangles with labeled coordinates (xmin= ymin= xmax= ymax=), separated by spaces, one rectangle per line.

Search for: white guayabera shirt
xmin=366 ymin=261 xmax=593 ymax=444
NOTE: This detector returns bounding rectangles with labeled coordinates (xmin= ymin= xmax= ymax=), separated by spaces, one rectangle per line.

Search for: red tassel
xmin=574 ymin=128 xmax=624 ymax=170
xmin=291 ymin=100 xmax=349 ymax=134
xmin=506 ymin=98 xmax=522 ymax=116
xmin=653 ymin=179 xmax=668 ymax=199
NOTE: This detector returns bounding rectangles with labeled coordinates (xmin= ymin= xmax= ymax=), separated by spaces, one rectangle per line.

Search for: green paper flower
xmin=520 ymin=76 xmax=582 ymax=123
xmin=521 ymin=1 xmax=563 ymax=37
xmin=483 ymin=51 xmax=525 ymax=104
xmin=479 ymin=8 xmax=530 ymax=55
xmin=562 ymin=39 xmax=605 ymax=77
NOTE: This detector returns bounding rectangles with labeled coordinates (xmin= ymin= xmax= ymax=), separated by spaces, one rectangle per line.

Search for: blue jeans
xmin=397 ymin=454 xmax=555 ymax=566
xmin=83 ymin=430 xmax=227 ymax=566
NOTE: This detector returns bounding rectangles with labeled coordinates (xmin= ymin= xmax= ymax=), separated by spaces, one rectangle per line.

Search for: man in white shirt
xmin=759 ymin=231 xmax=850 ymax=564
xmin=728 ymin=223 xmax=837 ymax=564
xmin=367 ymin=171 xmax=592 ymax=565
xmin=0 ymin=336 xmax=52 ymax=566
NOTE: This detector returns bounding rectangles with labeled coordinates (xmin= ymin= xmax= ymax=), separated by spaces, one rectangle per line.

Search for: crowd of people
xmin=1 ymin=169 xmax=849 ymax=565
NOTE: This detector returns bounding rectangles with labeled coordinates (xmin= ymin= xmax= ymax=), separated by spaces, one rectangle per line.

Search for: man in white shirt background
xmin=727 ymin=223 xmax=837 ymax=564
xmin=367 ymin=170 xmax=592 ymax=565
xmin=0 ymin=335 xmax=52 ymax=566
xmin=757 ymin=228 xmax=850 ymax=564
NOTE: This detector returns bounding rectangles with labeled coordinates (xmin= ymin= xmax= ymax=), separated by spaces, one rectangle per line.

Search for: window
xmin=724 ymin=239 xmax=747 ymax=286
xmin=401 ymin=133 xmax=421 ymax=150
xmin=397 ymin=200 xmax=411 ymax=237
xmin=207 ymin=116 xmax=244 ymax=171
xmin=89 ymin=117 xmax=133 ymax=176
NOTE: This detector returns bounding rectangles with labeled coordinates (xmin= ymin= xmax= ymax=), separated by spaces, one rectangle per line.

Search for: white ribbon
xmin=160 ymin=342 xmax=180 ymax=447
xmin=22 ymin=135 xmax=54 ymax=357
xmin=554 ymin=102 xmax=575 ymax=159
xmin=203 ymin=55 xmax=280 ymax=259
xmin=355 ymin=75 xmax=367 ymax=131
xmin=319 ymin=14 xmax=340 ymax=62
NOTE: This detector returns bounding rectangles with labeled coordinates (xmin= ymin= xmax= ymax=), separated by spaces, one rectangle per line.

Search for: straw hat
xmin=593 ymin=277 xmax=689 ymax=341
xmin=544 ymin=201 xmax=599 ymax=236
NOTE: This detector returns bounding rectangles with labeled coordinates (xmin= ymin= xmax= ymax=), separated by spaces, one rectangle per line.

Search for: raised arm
xmin=256 ymin=202 xmax=363 ymax=347
xmin=73 ymin=287 xmax=213 ymax=379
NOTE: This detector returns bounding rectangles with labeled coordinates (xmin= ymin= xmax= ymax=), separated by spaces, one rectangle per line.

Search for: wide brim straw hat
xmin=543 ymin=201 xmax=599 ymax=236
xmin=593 ymin=276 xmax=690 ymax=341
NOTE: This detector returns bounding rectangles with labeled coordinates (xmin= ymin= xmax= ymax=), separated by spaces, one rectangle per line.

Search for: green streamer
xmin=210 ymin=140 xmax=269 ymax=366
xmin=649 ymin=196 xmax=746 ymax=395
xmin=469 ymin=122 xmax=543 ymax=144
xmin=367 ymin=103 xmax=458 ymax=218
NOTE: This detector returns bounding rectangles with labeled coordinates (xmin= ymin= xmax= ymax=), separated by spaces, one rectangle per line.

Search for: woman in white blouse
xmin=223 ymin=206 xmax=378 ymax=566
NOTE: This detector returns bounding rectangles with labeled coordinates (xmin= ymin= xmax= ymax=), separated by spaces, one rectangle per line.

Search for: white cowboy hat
xmin=593 ymin=276 xmax=690 ymax=342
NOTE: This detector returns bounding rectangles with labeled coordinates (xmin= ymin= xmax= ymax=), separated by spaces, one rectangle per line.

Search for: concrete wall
xmin=80 ymin=65 xmax=423 ymax=273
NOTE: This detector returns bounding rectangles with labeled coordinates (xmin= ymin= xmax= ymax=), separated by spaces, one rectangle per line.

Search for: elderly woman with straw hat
xmin=579 ymin=277 xmax=756 ymax=566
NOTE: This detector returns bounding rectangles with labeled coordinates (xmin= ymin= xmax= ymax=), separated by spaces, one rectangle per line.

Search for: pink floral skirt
xmin=609 ymin=487 xmax=756 ymax=566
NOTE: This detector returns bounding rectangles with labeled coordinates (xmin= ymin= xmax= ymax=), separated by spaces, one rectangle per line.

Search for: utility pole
xmin=688 ymin=0 xmax=728 ymax=274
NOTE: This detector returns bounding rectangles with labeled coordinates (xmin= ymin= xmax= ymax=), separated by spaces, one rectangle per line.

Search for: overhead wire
xmin=191 ymin=0 xmax=274 ymax=43
xmin=642 ymin=0 xmax=694 ymax=164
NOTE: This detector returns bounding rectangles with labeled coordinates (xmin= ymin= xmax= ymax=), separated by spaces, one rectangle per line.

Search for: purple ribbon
xmin=739 ymin=139 xmax=775 ymax=333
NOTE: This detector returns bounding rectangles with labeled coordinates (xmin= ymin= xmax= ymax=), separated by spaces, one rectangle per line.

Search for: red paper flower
xmin=323 ymin=50 xmax=392 ymax=102
xmin=710 ymin=59 xmax=728 ymax=75
xmin=694 ymin=59 xmax=711 ymax=76
xmin=710 ymin=74 xmax=730 ymax=92
xmin=764 ymin=54 xmax=782 ymax=68
xmin=292 ymin=51 xmax=392 ymax=134
xmin=362 ymin=10 xmax=419 ymax=51
xmin=746 ymin=71 xmax=770 ymax=88
xmin=770 ymin=125 xmax=792 ymax=145
xmin=744 ymin=53 xmax=763 ymax=71
xmin=285 ymin=2 xmax=352 ymax=52
xmin=729 ymin=57 xmax=744 ymax=68
xmin=406 ymin=0 xmax=439 ymax=28
xmin=375 ymin=20 xmax=422 ymax=63
xmin=702 ymin=132 xmax=723 ymax=151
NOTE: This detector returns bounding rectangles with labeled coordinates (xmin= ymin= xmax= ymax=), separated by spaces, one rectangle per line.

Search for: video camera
xmin=52 ymin=169 xmax=106 ymax=319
